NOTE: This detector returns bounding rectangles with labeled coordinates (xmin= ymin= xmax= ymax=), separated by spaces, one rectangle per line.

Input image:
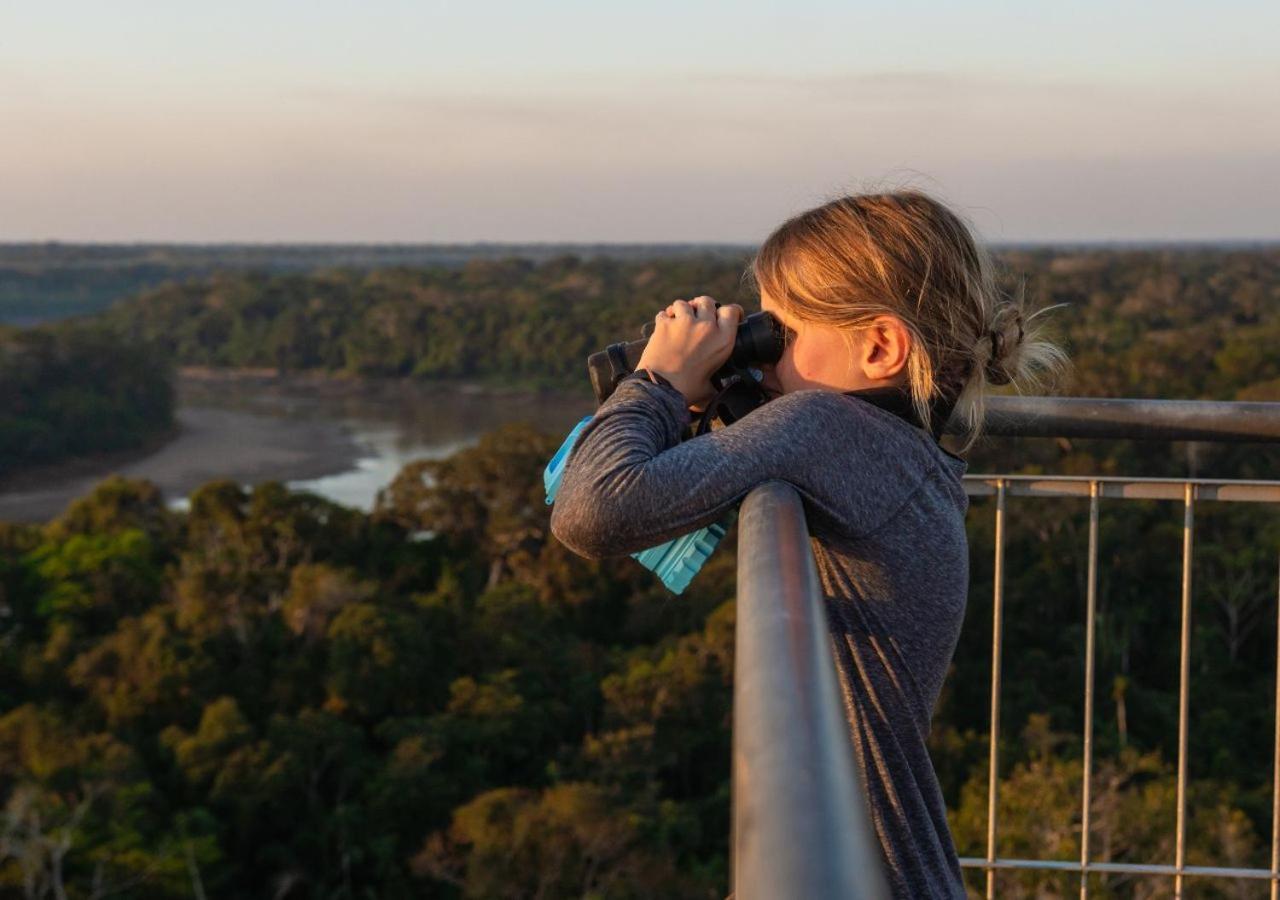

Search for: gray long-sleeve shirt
xmin=549 ymin=376 xmax=970 ymax=899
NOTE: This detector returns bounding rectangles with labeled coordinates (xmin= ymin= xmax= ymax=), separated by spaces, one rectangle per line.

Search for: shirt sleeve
xmin=548 ymin=377 xmax=937 ymax=560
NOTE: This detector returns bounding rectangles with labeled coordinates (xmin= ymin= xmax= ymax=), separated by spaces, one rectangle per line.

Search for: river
xmin=0 ymin=374 xmax=596 ymax=522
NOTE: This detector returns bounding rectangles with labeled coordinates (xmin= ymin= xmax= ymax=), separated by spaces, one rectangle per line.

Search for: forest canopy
xmin=1 ymin=247 xmax=1279 ymax=896
xmin=102 ymin=248 xmax=1280 ymax=401
xmin=0 ymin=323 xmax=174 ymax=477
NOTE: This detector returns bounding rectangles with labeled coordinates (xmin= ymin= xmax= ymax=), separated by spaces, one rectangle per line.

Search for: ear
xmin=858 ymin=315 xmax=912 ymax=382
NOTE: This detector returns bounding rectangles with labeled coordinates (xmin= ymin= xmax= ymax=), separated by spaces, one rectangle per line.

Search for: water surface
xmin=0 ymin=375 xmax=595 ymax=522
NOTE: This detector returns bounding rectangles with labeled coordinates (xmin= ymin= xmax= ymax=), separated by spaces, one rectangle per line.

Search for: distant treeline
xmin=0 ymin=323 xmax=174 ymax=476
xmin=104 ymin=248 xmax=1280 ymax=399
xmin=0 ymin=243 xmax=750 ymax=324
xmin=105 ymin=255 xmax=755 ymax=391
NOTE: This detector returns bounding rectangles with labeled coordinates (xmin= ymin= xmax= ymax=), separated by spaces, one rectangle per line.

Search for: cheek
xmin=787 ymin=338 xmax=825 ymax=378
xmin=775 ymin=332 xmax=853 ymax=392
xmin=776 ymin=339 xmax=820 ymax=390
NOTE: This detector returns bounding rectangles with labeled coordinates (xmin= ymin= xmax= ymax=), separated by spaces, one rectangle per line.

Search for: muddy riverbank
xmin=0 ymin=374 xmax=594 ymax=522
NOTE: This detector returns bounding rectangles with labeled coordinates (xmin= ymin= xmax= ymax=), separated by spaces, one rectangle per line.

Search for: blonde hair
xmin=749 ymin=190 xmax=1069 ymax=448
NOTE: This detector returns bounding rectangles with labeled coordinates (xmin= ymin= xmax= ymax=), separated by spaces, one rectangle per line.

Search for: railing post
xmin=986 ymin=478 xmax=1007 ymax=900
xmin=1272 ymin=551 xmax=1280 ymax=900
xmin=732 ymin=481 xmax=887 ymax=900
xmin=1174 ymin=482 xmax=1194 ymax=899
xmin=1080 ymin=480 xmax=1100 ymax=899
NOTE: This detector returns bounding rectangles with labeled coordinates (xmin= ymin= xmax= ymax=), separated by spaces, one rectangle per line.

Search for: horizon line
xmin=3 ymin=238 xmax=1279 ymax=250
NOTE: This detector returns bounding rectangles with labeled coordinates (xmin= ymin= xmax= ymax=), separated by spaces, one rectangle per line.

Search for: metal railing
xmin=970 ymin=396 xmax=1280 ymax=443
xmin=733 ymin=481 xmax=888 ymax=900
xmin=729 ymin=397 xmax=1280 ymax=898
xmin=952 ymin=397 xmax=1280 ymax=899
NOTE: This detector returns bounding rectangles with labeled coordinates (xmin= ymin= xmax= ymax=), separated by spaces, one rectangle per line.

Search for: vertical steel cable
xmin=1271 ymin=552 xmax=1280 ymax=900
xmin=1174 ymin=482 xmax=1194 ymax=898
xmin=986 ymin=479 xmax=1007 ymax=900
xmin=1080 ymin=482 xmax=1100 ymax=898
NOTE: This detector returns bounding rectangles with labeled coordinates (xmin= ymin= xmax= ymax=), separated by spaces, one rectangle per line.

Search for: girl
xmin=550 ymin=190 xmax=1066 ymax=898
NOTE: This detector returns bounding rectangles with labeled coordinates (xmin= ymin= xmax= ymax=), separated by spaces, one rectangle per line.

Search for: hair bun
xmin=983 ymin=315 xmax=1024 ymax=385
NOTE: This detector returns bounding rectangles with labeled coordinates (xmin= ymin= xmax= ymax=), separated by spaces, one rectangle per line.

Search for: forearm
xmin=550 ymin=373 xmax=742 ymax=555
xmin=551 ymin=385 xmax=934 ymax=561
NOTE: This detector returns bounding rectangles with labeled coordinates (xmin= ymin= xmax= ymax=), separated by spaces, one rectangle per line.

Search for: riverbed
xmin=0 ymin=374 xmax=596 ymax=522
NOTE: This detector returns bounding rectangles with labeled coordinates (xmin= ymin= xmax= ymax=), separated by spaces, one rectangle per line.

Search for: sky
xmin=3 ymin=1 xmax=1279 ymax=243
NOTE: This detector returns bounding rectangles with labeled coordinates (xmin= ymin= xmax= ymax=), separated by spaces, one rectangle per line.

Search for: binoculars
xmin=543 ymin=304 xmax=792 ymax=595
xmin=586 ymin=308 xmax=790 ymax=430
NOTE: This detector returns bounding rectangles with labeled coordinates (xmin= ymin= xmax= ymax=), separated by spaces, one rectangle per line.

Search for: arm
xmin=549 ymin=378 xmax=931 ymax=559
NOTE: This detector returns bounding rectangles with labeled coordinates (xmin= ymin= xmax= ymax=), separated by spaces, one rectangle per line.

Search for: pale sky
xmin=3 ymin=1 xmax=1279 ymax=242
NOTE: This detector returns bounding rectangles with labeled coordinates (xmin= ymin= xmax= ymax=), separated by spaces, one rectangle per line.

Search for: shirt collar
xmin=840 ymin=386 xmax=956 ymax=443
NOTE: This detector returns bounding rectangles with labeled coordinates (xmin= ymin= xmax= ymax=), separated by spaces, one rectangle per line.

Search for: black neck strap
xmin=841 ymin=387 xmax=954 ymax=442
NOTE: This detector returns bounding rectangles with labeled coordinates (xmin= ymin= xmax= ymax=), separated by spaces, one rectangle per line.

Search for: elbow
xmin=550 ymin=458 xmax=652 ymax=560
xmin=549 ymin=497 xmax=611 ymax=561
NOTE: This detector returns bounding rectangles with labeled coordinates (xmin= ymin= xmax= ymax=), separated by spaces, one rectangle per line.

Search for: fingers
xmin=717 ymin=303 xmax=744 ymax=324
xmin=666 ymin=296 xmax=721 ymax=321
xmin=689 ymin=296 xmax=717 ymax=320
xmin=661 ymin=297 xmax=740 ymax=335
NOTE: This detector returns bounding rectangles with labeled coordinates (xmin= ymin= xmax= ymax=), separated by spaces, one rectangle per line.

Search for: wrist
xmin=625 ymin=368 xmax=678 ymax=392
xmin=653 ymin=368 xmax=701 ymax=395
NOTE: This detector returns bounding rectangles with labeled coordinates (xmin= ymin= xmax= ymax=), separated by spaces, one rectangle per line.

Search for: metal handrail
xmin=733 ymin=481 xmax=888 ymax=900
xmin=950 ymin=396 xmax=1280 ymax=443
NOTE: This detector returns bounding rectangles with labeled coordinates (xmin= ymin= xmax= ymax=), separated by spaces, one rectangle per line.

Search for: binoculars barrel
xmin=587 ymin=310 xmax=788 ymax=404
xmin=730 ymin=310 xmax=789 ymax=367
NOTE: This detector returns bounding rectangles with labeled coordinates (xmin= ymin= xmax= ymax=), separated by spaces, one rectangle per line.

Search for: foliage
xmin=0 ymin=429 xmax=731 ymax=896
xmin=2 ymin=247 xmax=1279 ymax=895
xmin=100 ymin=248 xmax=1280 ymax=405
xmin=0 ymin=324 xmax=174 ymax=477
xmin=952 ymin=715 xmax=1264 ymax=898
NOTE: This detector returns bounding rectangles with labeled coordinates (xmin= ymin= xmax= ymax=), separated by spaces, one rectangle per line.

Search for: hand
xmin=636 ymin=296 xmax=744 ymax=408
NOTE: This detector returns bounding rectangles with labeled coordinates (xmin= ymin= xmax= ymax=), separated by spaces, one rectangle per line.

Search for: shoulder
xmin=748 ymin=390 xmax=936 ymax=462
xmin=746 ymin=389 xmax=878 ymax=427
xmin=736 ymin=390 xmax=945 ymax=527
